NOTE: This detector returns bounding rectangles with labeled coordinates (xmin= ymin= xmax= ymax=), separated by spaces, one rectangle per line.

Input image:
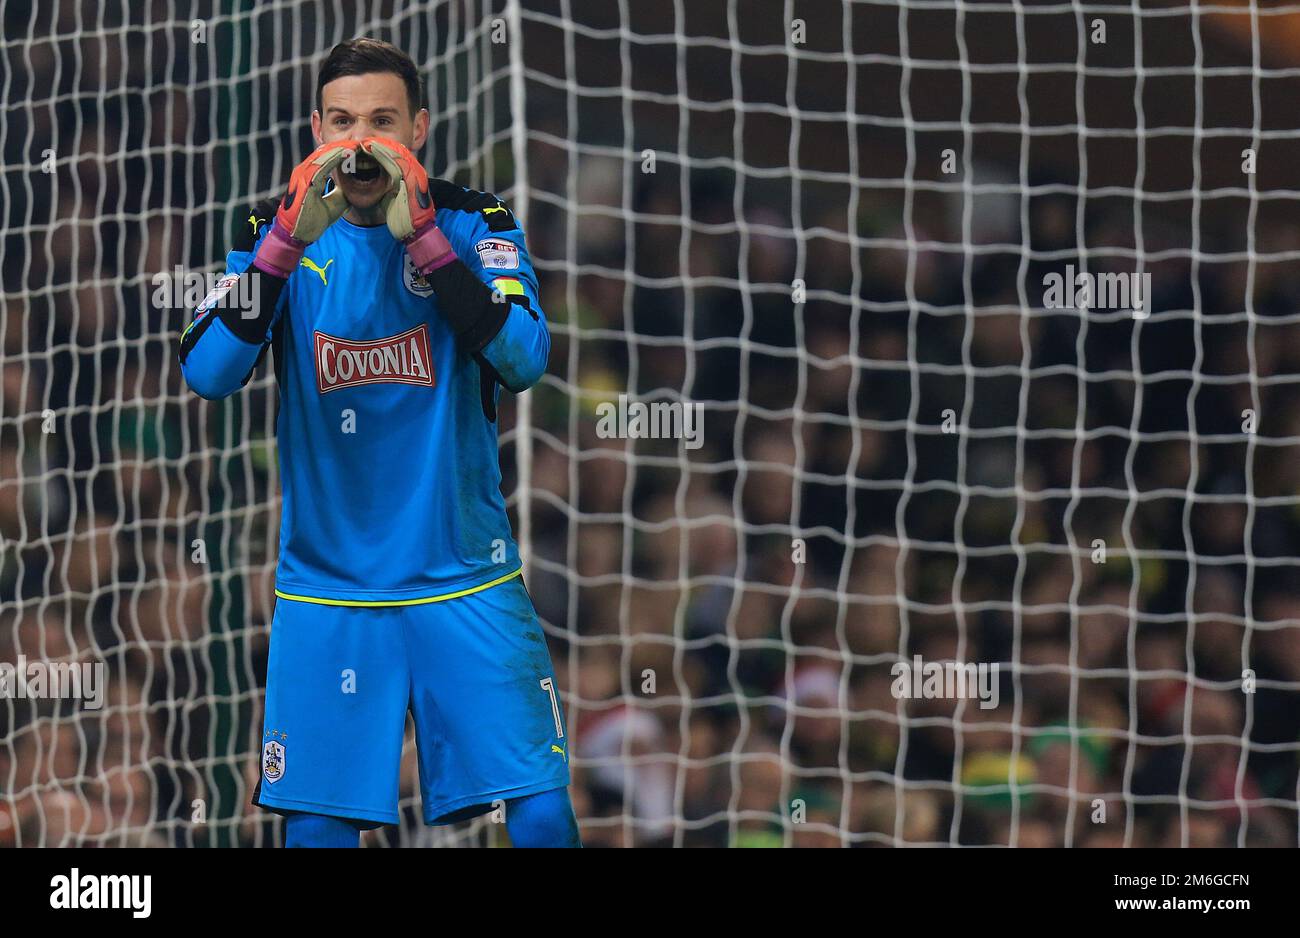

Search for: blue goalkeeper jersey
xmin=179 ymin=183 xmax=549 ymax=605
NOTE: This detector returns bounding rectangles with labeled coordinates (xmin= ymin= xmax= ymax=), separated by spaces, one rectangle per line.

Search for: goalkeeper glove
xmin=360 ymin=136 xmax=457 ymax=274
xmin=252 ymin=140 xmax=356 ymax=278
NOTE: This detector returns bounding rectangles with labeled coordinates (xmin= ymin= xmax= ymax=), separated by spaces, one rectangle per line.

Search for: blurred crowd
xmin=514 ymin=152 xmax=1300 ymax=847
xmin=2 ymin=5 xmax=1299 ymax=848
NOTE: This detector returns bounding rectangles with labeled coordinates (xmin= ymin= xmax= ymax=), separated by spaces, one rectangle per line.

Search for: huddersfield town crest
xmin=403 ymin=253 xmax=434 ymax=296
xmin=262 ymin=739 xmax=285 ymax=783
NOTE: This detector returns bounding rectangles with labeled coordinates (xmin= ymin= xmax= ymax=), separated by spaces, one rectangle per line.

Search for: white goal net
xmin=2 ymin=0 xmax=1298 ymax=848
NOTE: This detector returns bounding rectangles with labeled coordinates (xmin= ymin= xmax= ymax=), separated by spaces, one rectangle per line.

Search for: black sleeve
xmin=177 ymin=197 xmax=288 ymax=366
xmin=427 ymin=258 xmax=512 ymax=354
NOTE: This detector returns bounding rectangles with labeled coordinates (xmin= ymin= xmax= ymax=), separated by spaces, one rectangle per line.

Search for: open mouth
xmin=350 ymin=160 xmax=382 ymax=182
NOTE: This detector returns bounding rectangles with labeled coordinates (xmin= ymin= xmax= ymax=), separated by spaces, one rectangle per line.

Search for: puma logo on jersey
xmin=248 ymin=214 xmax=265 ymax=235
xmin=315 ymin=324 xmax=435 ymax=393
xmin=301 ymin=257 xmax=334 ymax=284
xmin=551 ymin=744 xmax=567 ymax=762
xmin=480 ymin=201 xmax=517 ymax=233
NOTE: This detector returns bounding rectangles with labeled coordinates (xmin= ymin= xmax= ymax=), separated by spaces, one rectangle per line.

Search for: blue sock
xmin=284 ymin=812 xmax=361 ymax=848
xmin=505 ymin=788 xmax=582 ymax=848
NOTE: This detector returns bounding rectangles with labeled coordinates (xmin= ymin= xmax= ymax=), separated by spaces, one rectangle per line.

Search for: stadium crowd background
xmin=1 ymin=1 xmax=1298 ymax=847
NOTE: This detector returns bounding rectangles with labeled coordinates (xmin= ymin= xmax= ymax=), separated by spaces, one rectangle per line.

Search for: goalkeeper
xmin=178 ymin=38 xmax=578 ymax=848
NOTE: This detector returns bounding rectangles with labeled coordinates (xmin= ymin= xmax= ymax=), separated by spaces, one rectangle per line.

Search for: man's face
xmin=312 ymin=71 xmax=429 ymax=215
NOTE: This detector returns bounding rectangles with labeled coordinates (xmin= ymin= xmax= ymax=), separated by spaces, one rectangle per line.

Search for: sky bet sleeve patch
xmin=475 ymin=238 xmax=520 ymax=271
xmin=196 ymin=273 xmax=241 ymax=314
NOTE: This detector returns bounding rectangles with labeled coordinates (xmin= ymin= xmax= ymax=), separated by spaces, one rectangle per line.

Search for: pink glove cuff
xmin=251 ymin=221 xmax=306 ymax=279
xmin=406 ymin=225 xmax=457 ymax=274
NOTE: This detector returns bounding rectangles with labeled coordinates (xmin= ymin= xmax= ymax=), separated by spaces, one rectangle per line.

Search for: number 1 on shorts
xmin=539 ymin=677 xmax=563 ymax=738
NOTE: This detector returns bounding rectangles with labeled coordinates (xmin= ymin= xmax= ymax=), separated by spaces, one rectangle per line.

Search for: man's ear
xmin=310 ymin=109 xmax=323 ymax=145
xmin=410 ymin=108 xmax=430 ymax=152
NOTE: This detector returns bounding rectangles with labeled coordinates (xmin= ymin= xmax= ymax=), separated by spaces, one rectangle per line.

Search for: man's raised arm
xmin=178 ymin=141 xmax=356 ymax=399
xmin=362 ymin=137 xmax=551 ymax=394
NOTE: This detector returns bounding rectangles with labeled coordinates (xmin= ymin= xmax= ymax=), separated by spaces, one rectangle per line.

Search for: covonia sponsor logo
xmin=315 ymin=324 xmax=435 ymax=393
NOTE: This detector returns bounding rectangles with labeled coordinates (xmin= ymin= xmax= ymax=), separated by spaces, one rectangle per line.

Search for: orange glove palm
xmin=361 ymin=137 xmax=454 ymax=273
xmin=254 ymin=140 xmax=355 ymax=278
xmin=277 ymin=140 xmax=355 ymax=242
xmin=361 ymin=137 xmax=436 ymax=239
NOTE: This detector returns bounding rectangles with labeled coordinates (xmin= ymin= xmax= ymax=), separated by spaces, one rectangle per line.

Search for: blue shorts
xmin=252 ymin=575 xmax=570 ymax=826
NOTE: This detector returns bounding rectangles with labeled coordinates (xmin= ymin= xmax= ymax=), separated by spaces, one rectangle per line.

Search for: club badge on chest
xmin=403 ymin=251 xmax=435 ymax=297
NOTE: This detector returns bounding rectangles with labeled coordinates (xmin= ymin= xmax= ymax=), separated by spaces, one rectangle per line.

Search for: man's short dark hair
xmin=316 ymin=38 xmax=424 ymax=117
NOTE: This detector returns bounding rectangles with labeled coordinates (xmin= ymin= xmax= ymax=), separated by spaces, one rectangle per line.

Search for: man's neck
xmin=345 ymin=204 xmax=388 ymax=227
